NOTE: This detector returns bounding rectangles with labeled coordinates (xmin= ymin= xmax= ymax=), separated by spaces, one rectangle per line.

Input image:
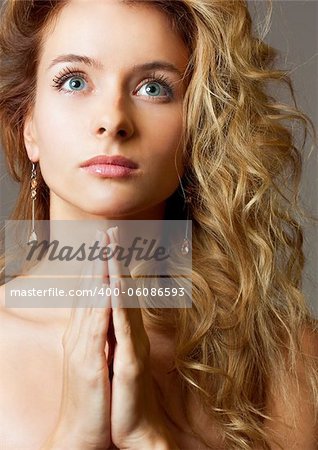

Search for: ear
xmin=23 ymin=112 xmax=40 ymax=163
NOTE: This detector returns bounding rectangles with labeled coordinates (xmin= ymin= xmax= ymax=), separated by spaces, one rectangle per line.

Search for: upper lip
xmin=80 ymin=154 xmax=138 ymax=169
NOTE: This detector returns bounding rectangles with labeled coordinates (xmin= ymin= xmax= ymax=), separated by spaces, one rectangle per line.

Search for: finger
xmin=66 ymin=228 xmax=99 ymax=324
xmin=82 ymin=229 xmax=110 ymax=311
xmin=96 ymin=229 xmax=110 ymax=288
xmin=64 ymin=229 xmax=105 ymax=347
xmin=79 ymin=231 xmax=112 ymax=362
xmin=106 ymin=226 xmax=138 ymax=308
xmin=107 ymin=226 xmax=145 ymax=326
xmin=72 ymin=229 xmax=102 ymax=309
xmin=86 ymin=230 xmax=112 ymax=354
xmin=84 ymin=293 xmax=112 ymax=360
xmin=106 ymin=228 xmax=147 ymax=350
xmin=88 ymin=229 xmax=110 ymax=308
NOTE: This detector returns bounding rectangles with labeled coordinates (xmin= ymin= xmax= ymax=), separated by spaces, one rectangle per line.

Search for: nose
xmin=92 ymin=95 xmax=134 ymax=140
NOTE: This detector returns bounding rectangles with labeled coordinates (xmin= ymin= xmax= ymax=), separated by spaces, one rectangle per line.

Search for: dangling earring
xmin=27 ymin=162 xmax=38 ymax=245
xmin=181 ymin=194 xmax=191 ymax=255
xmin=176 ymin=171 xmax=191 ymax=255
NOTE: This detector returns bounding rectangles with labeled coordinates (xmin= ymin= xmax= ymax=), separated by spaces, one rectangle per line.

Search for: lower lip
xmin=81 ymin=164 xmax=137 ymax=178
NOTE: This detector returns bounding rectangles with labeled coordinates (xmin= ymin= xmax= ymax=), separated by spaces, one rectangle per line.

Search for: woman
xmin=0 ymin=0 xmax=317 ymax=449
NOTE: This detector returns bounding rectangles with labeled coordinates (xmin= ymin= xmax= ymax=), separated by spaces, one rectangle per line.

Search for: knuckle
xmin=118 ymin=358 xmax=145 ymax=379
xmin=67 ymin=348 xmax=82 ymax=366
xmin=81 ymin=364 xmax=106 ymax=387
xmin=122 ymin=322 xmax=132 ymax=337
xmin=62 ymin=335 xmax=73 ymax=352
xmin=90 ymin=329 xmax=104 ymax=341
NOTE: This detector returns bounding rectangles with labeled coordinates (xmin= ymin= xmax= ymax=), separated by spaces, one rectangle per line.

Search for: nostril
xmin=96 ymin=127 xmax=127 ymax=137
xmin=118 ymin=129 xmax=127 ymax=138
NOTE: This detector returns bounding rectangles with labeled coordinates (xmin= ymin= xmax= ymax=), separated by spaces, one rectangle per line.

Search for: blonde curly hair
xmin=0 ymin=1 xmax=317 ymax=448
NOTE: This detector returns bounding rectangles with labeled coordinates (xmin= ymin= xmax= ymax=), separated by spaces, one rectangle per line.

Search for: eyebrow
xmin=47 ymin=54 xmax=183 ymax=77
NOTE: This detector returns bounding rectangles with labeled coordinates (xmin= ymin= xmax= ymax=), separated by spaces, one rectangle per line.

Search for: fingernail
xmin=113 ymin=226 xmax=119 ymax=242
xmin=95 ymin=229 xmax=104 ymax=243
xmin=108 ymin=226 xmax=118 ymax=243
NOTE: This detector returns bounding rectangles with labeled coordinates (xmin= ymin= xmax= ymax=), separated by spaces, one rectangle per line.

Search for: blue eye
xmin=52 ymin=68 xmax=88 ymax=93
xmin=52 ymin=67 xmax=175 ymax=100
xmin=137 ymin=81 xmax=170 ymax=98
xmin=64 ymin=76 xmax=86 ymax=91
xmin=136 ymin=74 xmax=174 ymax=100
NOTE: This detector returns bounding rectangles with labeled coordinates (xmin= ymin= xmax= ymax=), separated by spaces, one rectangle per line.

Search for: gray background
xmin=247 ymin=0 xmax=318 ymax=318
xmin=1 ymin=0 xmax=317 ymax=317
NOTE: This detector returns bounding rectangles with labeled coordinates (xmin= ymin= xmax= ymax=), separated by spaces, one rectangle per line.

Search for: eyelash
xmin=51 ymin=66 xmax=175 ymax=100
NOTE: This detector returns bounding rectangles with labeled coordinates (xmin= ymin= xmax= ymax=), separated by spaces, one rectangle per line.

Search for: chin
xmin=79 ymin=206 xmax=135 ymax=219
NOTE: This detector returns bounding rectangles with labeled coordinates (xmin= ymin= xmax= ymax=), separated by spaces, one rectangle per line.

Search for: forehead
xmin=39 ymin=0 xmax=189 ymax=74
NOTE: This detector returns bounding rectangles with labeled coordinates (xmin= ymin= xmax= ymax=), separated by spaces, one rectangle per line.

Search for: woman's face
xmin=24 ymin=0 xmax=189 ymax=220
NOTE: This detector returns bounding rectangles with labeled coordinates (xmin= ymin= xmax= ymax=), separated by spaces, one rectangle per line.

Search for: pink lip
xmin=80 ymin=154 xmax=138 ymax=169
xmin=82 ymin=164 xmax=137 ymax=178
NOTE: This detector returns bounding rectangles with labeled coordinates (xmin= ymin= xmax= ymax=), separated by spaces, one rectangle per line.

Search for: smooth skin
xmin=106 ymin=227 xmax=177 ymax=450
xmin=24 ymin=0 xmax=189 ymax=223
xmin=41 ymin=230 xmax=112 ymax=449
xmin=41 ymin=227 xmax=177 ymax=449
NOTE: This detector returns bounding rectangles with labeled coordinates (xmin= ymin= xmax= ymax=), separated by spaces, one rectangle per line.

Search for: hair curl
xmin=0 ymin=1 xmax=317 ymax=449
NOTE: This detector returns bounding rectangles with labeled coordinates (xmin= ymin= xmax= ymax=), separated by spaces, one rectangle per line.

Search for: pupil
xmin=146 ymin=83 xmax=160 ymax=95
xmin=70 ymin=79 xmax=81 ymax=89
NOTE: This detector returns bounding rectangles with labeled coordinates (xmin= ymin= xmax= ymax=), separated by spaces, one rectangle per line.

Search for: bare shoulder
xmin=0 ymin=282 xmax=29 ymax=328
xmin=0 ymin=283 xmax=64 ymax=450
xmin=262 ymin=325 xmax=318 ymax=449
xmin=0 ymin=281 xmax=18 ymax=314
xmin=0 ymin=283 xmax=31 ymax=350
xmin=176 ymin=326 xmax=318 ymax=450
xmin=0 ymin=280 xmax=60 ymax=356
xmin=0 ymin=283 xmax=13 ymax=328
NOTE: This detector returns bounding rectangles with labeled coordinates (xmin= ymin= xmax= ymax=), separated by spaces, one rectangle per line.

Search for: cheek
xmin=144 ymin=108 xmax=184 ymax=167
xmin=33 ymin=96 xmax=79 ymax=166
xmin=32 ymin=107 xmax=79 ymax=194
xmin=153 ymin=113 xmax=183 ymax=177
